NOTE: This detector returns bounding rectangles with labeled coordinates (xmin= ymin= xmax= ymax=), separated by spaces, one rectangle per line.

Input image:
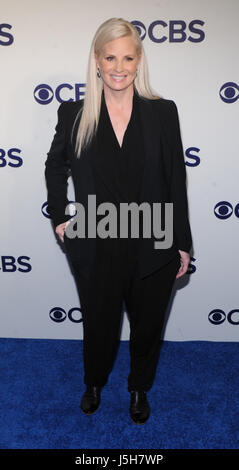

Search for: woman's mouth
xmin=110 ymin=75 xmax=127 ymax=82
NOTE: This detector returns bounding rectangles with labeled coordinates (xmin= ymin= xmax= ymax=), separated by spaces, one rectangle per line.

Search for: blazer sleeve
xmin=44 ymin=102 xmax=72 ymax=228
xmin=167 ymin=100 xmax=192 ymax=253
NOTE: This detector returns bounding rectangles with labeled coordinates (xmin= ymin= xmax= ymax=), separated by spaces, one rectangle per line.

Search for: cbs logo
xmin=219 ymin=82 xmax=239 ymax=103
xmin=49 ymin=307 xmax=83 ymax=323
xmin=214 ymin=202 xmax=239 ymax=219
xmin=209 ymin=309 xmax=239 ymax=325
xmin=42 ymin=201 xmax=76 ymax=219
xmin=34 ymin=83 xmax=85 ymax=105
xmin=185 ymin=147 xmax=200 ymax=167
xmin=187 ymin=257 xmax=196 ymax=275
xmin=0 ymin=256 xmax=31 ymax=272
xmin=131 ymin=19 xmax=205 ymax=43
xmin=0 ymin=23 xmax=14 ymax=46
xmin=0 ymin=148 xmax=23 ymax=167
xmin=41 ymin=202 xmax=51 ymax=219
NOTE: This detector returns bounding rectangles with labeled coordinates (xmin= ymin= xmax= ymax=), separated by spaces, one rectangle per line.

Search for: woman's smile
xmin=110 ymin=74 xmax=127 ymax=82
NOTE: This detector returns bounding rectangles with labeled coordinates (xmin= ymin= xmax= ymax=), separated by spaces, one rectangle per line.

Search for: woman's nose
xmin=114 ymin=61 xmax=124 ymax=72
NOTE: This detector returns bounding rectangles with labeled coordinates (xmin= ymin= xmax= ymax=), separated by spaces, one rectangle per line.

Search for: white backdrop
xmin=1 ymin=0 xmax=239 ymax=341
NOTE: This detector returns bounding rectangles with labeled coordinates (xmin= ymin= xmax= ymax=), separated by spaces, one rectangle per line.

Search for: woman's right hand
xmin=55 ymin=221 xmax=70 ymax=243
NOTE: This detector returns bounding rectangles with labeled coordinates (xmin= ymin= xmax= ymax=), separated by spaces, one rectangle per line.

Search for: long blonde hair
xmin=73 ymin=17 xmax=160 ymax=158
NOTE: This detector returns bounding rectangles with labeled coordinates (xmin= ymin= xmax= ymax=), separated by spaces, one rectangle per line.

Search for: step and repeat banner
xmin=1 ymin=0 xmax=238 ymax=341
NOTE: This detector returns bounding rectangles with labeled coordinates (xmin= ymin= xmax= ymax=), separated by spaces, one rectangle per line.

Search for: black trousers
xmin=75 ymin=237 xmax=180 ymax=392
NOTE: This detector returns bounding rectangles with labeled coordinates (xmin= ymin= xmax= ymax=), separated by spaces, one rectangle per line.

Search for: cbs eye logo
xmin=219 ymin=82 xmax=239 ymax=103
xmin=41 ymin=202 xmax=51 ymax=219
xmin=42 ymin=201 xmax=76 ymax=218
xmin=49 ymin=307 xmax=83 ymax=323
xmin=34 ymin=83 xmax=85 ymax=105
xmin=132 ymin=21 xmax=147 ymax=40
xmin=209 ymin=309 xmax=239 ymax=325
xmin=214 ymin=201 xmax=239 ymax=219
xmin=187 ymin=256 xmax=196 ymax=275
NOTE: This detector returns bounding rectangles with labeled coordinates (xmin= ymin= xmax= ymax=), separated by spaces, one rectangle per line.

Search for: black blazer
xmin=45 ymin=92 xmax=192 ymax=280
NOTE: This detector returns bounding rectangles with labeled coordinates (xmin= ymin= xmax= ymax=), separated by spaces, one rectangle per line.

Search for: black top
xmin=91 ymin=88 xmax=145 ymax=253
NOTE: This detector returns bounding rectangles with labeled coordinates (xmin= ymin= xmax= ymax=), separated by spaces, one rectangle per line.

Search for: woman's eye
xmin=106 ymin=56 xmax=134 ymax=61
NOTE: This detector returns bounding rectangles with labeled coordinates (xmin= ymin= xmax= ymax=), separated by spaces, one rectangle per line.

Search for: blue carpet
xmin=0 ymin=338 xmax=238 ymax=449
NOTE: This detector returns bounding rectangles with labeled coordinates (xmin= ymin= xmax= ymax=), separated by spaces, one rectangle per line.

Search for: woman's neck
xmin=103 ymin=85 xmax=134 ymax=110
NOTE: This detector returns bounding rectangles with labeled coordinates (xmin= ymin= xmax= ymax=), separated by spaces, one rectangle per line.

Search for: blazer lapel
xmin=136 ymin=95 xmax=161 ymax=204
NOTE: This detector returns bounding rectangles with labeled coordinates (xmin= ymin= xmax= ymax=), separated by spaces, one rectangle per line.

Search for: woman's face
xmin=95 ymin=35 xmax=141 ymax=93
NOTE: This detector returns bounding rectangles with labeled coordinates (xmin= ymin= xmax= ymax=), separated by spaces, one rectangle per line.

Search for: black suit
xmin=45 ymin=91 xmax=192 ymax=391
xmin=45 ymin=91 xmax=192 ymax=280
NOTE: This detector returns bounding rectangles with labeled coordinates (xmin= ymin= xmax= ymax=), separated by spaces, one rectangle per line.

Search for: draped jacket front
xmin=45 ymin=90 xmax=192 ymax=280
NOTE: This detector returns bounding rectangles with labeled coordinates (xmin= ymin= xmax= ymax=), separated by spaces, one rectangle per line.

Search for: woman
xmin=45 ymin=17 xmax=192 ymax=425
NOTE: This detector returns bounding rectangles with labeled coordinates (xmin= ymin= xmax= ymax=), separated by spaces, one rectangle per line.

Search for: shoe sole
xmin=80 ymin=404 xmax=100 ymax=415
xmin=130 ymin=407 xmax=150 ymax=425
xmin=81 ymin=409 xmax=97 ymax=415
xmin=130 ymin=415 xmax=150 ymax=425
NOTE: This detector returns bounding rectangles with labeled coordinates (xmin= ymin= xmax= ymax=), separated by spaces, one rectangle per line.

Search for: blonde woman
xmin=45 ymin=17 xmax=192 ymax=425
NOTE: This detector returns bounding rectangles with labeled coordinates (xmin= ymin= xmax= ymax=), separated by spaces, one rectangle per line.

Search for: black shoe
xmin=80 ymin=385 xmax=101 ymax=415
xmin=130 ymin=391 xmax=150 ymax=425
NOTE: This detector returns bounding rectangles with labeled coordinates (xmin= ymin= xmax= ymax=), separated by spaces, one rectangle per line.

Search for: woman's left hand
xmin=176 ymin=250 xmax=190 ymax=279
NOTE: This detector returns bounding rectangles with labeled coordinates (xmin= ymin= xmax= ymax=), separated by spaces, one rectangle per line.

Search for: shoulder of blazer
xmin=151 ymin=97 xmax=180 ymax=134
xmin=152 ymin=97 xmax=177 ymax=116
xmin=137 ymin=94 xmax=178 ymax=121
xmin=58 ymin=99 xmax=84 ymax=120
xmin=138 ymin=96 xmax=182 ymax=150
xmin=56 ymin=99 xmax=84 ymax=138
